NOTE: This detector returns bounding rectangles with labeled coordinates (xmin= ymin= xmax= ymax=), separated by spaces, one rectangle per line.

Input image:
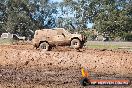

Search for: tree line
xmin=0 ymin=0 xmax=132 ymax=41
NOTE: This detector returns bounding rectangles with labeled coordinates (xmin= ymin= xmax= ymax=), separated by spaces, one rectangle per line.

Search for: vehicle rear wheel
xmin=71 ymin=39 xmax=81 ymax=49
xmin=39 ymin=42 xmax=49 ymax=51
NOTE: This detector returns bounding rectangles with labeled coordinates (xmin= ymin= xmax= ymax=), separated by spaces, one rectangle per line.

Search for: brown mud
xmin=0 ymin=45 xmax=132 ymax=88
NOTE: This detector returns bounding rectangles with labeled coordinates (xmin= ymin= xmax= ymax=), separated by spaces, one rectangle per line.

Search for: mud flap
xmin=80 ymin=41 xmax=85 ymax=48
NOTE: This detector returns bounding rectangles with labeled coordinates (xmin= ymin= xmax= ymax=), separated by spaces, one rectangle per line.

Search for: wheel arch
xmin=39 ymin=41 xmax=49 ymax=46
xmin=39 ymin=41 xmax=50 ymax=51
xmin=71 ymin=37 xmax=81 ymax=42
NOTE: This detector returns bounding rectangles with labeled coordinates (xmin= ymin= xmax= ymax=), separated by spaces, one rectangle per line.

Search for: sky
xmin=30 ymin=0 xmax=93 ymax=28
xmin=49 ymin=0 xmax=63 ymax=3
xmin=49 ymin=0 xmax=93 ymax=28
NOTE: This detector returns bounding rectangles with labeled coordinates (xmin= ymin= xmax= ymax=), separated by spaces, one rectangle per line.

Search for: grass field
xmin=0 ymin=38 xmax=13 ymax=45
xmin=87 ymin=45 xmax=120 ymax=49
xmin=86 ymin=41 xmax=132 ymax=50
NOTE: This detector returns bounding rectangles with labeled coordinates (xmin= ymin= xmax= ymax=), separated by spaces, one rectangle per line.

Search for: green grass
xmin=87 ymin=45 xmax=122 ymax=49
xmin=0 ymin=38 xmax=14 ymax=45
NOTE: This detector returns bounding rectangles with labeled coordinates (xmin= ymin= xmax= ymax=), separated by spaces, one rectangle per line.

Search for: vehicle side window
xmin=57 ymin=30 xmax=64 ymax=35
xmin=57 ymin=32 xmax=63 ymax=35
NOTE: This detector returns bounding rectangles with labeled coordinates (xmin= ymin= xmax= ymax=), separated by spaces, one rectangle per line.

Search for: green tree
xmin=93 ymin=0 xmax=132 ymax=39
xmin=5 ymin=0 xmax=37 ymax=37
xmin=0 ymin=2 xmax=8 ymax=33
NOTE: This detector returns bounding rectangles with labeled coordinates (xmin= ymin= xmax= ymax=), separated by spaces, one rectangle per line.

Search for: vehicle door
xmin=53 ymin=30 xmax=66 ymax=45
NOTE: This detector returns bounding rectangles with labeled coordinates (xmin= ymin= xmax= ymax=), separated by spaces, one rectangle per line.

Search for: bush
xmin=123 ymin=33 xmax=132 ymax=41
xmin=80 ymin=30 xmax=97 ymax=41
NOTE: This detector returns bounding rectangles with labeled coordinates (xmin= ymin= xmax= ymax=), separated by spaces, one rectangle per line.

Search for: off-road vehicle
xmin=32 ymin=28 xmax=86 ymax=51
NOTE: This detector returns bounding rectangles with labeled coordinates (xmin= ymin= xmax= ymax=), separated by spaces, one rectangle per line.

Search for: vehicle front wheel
xmin=39 ymin=42 xmax=50 ymax=51
xmin=70 ymin=39 xmax=81 ymax=49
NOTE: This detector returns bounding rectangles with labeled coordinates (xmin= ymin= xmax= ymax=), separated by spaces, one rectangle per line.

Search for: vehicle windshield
xmin=63 ymin=29 xmax=71 ymax=35
xmin=52 ymin=28 xmax=71 ymax=35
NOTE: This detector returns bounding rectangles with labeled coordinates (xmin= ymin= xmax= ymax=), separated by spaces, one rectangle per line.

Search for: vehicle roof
xmin=52 ymin=28 xmax=65 ymax=30
xmin=41 ymin=28 xmax=65 ymax=30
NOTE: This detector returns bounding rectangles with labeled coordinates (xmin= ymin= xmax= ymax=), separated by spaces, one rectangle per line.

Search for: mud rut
xmin=0 ymin=45 xmax=132 ymax=88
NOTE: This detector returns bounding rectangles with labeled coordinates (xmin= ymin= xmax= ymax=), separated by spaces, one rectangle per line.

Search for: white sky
xmin=49 ymin=0 xmax=63 ymax=3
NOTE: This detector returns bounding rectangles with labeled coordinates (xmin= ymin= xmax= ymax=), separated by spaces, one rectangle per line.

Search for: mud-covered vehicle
xmin=32 ymin=28 xmax=86 ymax=51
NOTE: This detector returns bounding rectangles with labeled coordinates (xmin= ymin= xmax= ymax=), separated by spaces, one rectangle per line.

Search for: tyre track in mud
xmin=0 ymin=65 xmax=82 ymax=88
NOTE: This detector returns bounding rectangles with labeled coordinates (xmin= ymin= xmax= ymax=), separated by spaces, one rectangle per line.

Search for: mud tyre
xmin=39 ymin=42 xmax=50 ymax=51
xmin=71 ymin=39 xmax=81 ymax=49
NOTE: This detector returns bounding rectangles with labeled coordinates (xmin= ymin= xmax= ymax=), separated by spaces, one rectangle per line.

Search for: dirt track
xmin=0 ymin=45 xmax=132 ymax=88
